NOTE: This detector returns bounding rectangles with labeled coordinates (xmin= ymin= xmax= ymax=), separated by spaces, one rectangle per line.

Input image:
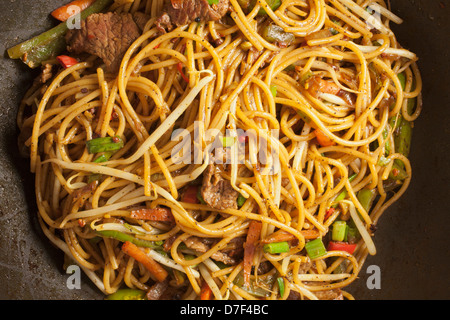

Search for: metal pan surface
xmin=0 ymin=0 xmax=448 ymax=299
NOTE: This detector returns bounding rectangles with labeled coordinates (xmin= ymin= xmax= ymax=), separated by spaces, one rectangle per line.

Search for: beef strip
xmin=183 ymin=236 xmax=241 ymax=265
xmin=65 ymin=12 xmax=149 ymax=73
xmin=156 ymin=0 xmax=229 ymax=32
xmin=201 ymin=164 xmax=239 ymax=210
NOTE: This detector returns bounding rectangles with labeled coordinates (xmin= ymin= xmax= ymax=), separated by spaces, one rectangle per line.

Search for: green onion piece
xmin=95 ymin=230 xmax=162 ymax=249
xmin=86 ymin=136 xmax=124 ymax=154
xmin=305 ymin=238 xmax=327 ymax=259
xmin=270 ymin=85 xmax=277 ymax=97
xmin=106 ymin=288 xmax=146 ymax=300
xmin=331 ymin=221 xmax=348 ymax=242
xmin=237 ymin=193 xmax=246 ymax=207
xmin=263 ymin=241 xmax=289 ymax=254
xmin=207 ymin=0 xmax=219 ymax=5
xmin=277 ymin=277 xmax=285 ymax=297
xmin=221 ymin=136 xmax=236 ymax=147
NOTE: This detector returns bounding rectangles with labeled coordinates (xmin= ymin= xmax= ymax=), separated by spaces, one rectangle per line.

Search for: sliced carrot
xmin=130 ymin=207 xmax=175 ymax=222
xmin=243 ymin=220 xmax=262 ymax=288
xmin=122 ymin=241 xmax=168 ymax=282
xmin=314 ymin=129 xmax=336 ymax=147
xmin=306 ymin=76 xmax=341 ymax=98
xmin=200 ymin=281 xmax=213 ymax=300
xmin=301 ymin=229 xmax=320 ymax=240
xmin=262 ymin=229 xmax=319 ymax=243
xmin=51 ymin=0 xmax=96 ymax=21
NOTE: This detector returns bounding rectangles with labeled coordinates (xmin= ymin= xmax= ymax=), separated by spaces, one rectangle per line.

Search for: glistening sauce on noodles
xmin=12 ymin=0 xmax=422 ymax=300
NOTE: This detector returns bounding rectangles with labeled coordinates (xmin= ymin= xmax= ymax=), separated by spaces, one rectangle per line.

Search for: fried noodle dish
xmin=10 ymin=0 xmax=422 ymax=300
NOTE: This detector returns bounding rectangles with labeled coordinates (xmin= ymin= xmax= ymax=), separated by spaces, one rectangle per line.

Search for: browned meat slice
xmin=65 ymin=12 xmax=149 ymax=73
xmin=183 ymin=236 xmax=239 ymax=265
xmin=156 ymin=0 xmax=229 ymax=32
xmin=146 ymin=279 xmax=169 ymax=300
xmin=313 ymin=288 xmax=344 ymax=300
xmin=201 ymin=164 xmax=238 ymax=210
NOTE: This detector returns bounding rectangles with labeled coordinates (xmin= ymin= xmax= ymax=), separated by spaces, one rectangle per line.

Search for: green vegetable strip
xmin=106 ymin=288 xmax=146 ymax=300
xmin=357 ymin=189 xmax=375 ymax=212
xmin=331 ymin=173 xmax=358 ymax=208
xmin=305 ymin=238 xmax=327 ymax=259
xmin=7 ymin=0 xmax=113 ymax=68
xmin=221 ymin=136 xmax=236 ymax=147
xmin=331 ymin=221 xmax=347 ymax=242
xmin=263 ymin=241 xmax=289 ymax=254
xmin=93 ymin=151 xmax=114 ymax=163
xmin=95 ymin=230 xmax=162 ymax=249
xmin=237 ymin=193 xmax=246 ymax=207
xmin=253 ymin=0 xmax=281 ymax=15
xmin=86 ymin=136 xmax=124 ymax=154
xmin=277 ymin=277 xmax=285 ymax=297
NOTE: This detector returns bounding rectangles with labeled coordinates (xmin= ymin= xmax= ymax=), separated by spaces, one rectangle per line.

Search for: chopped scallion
xmin=331 ymin=221 xmax=348 ymax=242
xmin=263 ymin=241 xmax=289 ymax=254
xmin=305 ymin=238 xmax=327 ymax=259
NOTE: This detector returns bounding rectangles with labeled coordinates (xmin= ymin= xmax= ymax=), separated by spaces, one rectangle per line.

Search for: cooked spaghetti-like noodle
xmin=17 ymin=0 xmax=422 ymax=300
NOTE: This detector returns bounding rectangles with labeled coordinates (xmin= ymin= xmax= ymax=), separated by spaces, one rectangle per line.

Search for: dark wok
xmin=0 ymin=0 xmax=449 ymax=300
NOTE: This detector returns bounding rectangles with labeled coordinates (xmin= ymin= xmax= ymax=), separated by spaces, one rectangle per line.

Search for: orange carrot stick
xmin=262 ymin=229 xmax=319 ymax=244
xmin=51 ymin=0 xmax=96 ymax=21
xmin=314 ymin=129 xmax=336 ymax=147
xmin=200 ymin=281 xmax=213 ymax=300
xmin=122 ymin=241 xmax=168 ymax=282
xmin=130 ymin=207 xmax=175 ymax=222
xmin=243 ymin=220 xmax=262 ymax=288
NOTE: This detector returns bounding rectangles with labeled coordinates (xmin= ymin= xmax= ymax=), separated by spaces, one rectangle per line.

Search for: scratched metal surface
xmin=0 ymin=0 xmax=449 ymax=300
